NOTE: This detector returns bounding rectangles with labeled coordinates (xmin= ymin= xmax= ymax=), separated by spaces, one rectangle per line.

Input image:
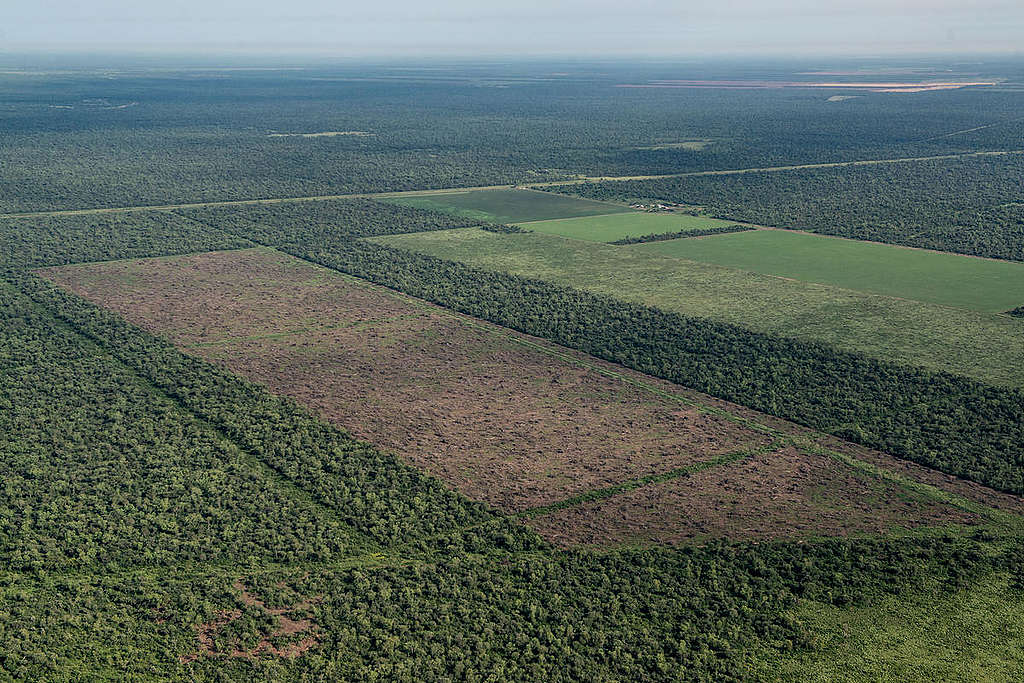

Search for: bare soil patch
xmin=43 ymin=248 xmax=770 ymax=512
xmin=182 ymin=580 xmax=320 ymax=663
xmin=527 ymin=447 xmax=983 ymax=547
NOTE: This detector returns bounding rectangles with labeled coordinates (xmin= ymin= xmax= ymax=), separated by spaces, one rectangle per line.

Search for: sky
xmin=2 ymin=0 xmax=1022 ymax=57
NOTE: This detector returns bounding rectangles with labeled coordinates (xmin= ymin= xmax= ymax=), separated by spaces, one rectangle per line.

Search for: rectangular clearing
xmin=519 ymin=212 xmax=737 ymax=243
xmin=382 ymin=188 xmax=631 ymax=223
xmin=40 ymin=248 xmax=770 ymax=513
xmin=634 ymin=228 xmax=1024 ymax=313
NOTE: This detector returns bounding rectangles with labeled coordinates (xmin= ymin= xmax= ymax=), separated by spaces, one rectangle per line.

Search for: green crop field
xmin=382 ymin=188 xmax=632 ymax=223
xmin=519 ymin=212 xmax=737 ymax=242
xmin=634 ymin=229 xmax=1024 ymax=313
xmin=372 ymin=228 xmax=1024 ymax=388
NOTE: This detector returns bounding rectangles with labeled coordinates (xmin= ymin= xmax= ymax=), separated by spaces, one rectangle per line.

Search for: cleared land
xmin=519 ymin=212 xmax=736 ymax=243
xmin=527 ymin=446 xmax=980 ymax=547
xmin=634 ymin=228 xmax=1024 ymax=313
xmin=373 ymin=228 xmax=1024 ymax=388
xmin=40 ymin=248 xmax=771 ymax=513
xmin=381 ymin=188 xmax=631 ymax=223
xmin=39 ymin=247 xmax=1002 ymax=543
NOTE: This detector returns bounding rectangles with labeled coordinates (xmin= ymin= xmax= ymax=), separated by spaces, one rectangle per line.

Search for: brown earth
xmin=527 ymin=447 xmax=983 ymax=548
xmin=41 ymin=248 xmax=770 ymax=512
xmin=182 ymin=580 xmax=320 ymax=663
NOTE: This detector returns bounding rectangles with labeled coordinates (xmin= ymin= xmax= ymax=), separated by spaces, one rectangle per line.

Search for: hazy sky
xmin=3 ymin=0 xmax=1022 ymax=57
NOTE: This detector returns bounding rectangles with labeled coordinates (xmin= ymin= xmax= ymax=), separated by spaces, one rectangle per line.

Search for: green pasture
xmin=382 ymin=188 xmax=631 ymax=223
xmin=520 ymin=212 xmax=736 ymax=243
xmin=371 ymin=228 xmax=1024 ymax=388
xmin=759 ymin=574 xmax=1024 ymax=682
xmin=635 ymin=229 xmax=1024 ymax=313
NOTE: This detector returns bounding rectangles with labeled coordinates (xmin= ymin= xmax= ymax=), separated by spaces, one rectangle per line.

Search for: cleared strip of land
xmin=381 ymin=188 xmax=630 ymax=223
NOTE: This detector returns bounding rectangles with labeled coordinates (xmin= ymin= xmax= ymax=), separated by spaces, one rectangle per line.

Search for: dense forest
xmin=3 ymin=63 xmax=1024 ymax=212
xmin=175 ymin=200 xmax=1024 ymax=496
xmin=551 ymin=155 xmax=1024 ymax=260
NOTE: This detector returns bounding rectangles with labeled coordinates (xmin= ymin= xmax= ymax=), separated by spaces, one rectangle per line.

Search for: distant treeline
xmin=547 ymin=155 xmax=1024 ymax=261
xmin=5 ymin=70 xmax=1024 ymax=213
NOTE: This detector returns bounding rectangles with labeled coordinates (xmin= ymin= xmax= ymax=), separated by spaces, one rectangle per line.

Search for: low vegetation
xmin=632 ymin=228 xmax=1024 ymax=312
xmin=382 ymin=188 xmax=630 ymax=224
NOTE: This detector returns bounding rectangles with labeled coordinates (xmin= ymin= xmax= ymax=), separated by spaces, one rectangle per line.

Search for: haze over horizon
xmin=2 ymin=0 xmax=1023 ymax=59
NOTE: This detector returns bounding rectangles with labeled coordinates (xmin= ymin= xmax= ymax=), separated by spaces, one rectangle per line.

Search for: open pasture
xmin=519 ymin=211 xmax=737 ymax=243
xmin=373 ymin=228 xmax=1024 ymax=388
xmin=634 ymin=228 xmax=1024 ymax=313
xmin=383 ymin=187 xmax=630 ymax=223
xmin=40 ymin=246 xmax=996 ymax=543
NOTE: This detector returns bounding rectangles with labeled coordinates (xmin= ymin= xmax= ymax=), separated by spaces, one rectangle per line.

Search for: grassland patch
xmin=518 ymin=211 xmax=737 ymax=243
xmin=382 ymin=188 xmax=630 ymax=223
xmin=634 ymin=228 xmax=1024 ymax=313
xmin=760 ymin=574 xmax=1024 ymax=681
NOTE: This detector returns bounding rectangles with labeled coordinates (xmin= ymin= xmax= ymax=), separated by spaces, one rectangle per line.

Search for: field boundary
xmin=516 ymin=446 xmax=774 ymax=519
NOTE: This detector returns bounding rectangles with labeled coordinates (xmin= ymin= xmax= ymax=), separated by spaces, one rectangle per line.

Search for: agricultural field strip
xmin=243 ymin=244 xmax=1018 ymax=528
xmin=15 ymin=287 xmax=389 ymax=560
xmin=630 ymin=229 xmax=1024 ymax=314
xmin=4 ymin=149 xmax=1022 ymax=219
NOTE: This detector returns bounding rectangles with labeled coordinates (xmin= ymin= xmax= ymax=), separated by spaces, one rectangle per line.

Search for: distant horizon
xmin=3 ymin=1 xmax=1022 ymax=61
xmin=2 ymin=49 xmax=1023 ymax=69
